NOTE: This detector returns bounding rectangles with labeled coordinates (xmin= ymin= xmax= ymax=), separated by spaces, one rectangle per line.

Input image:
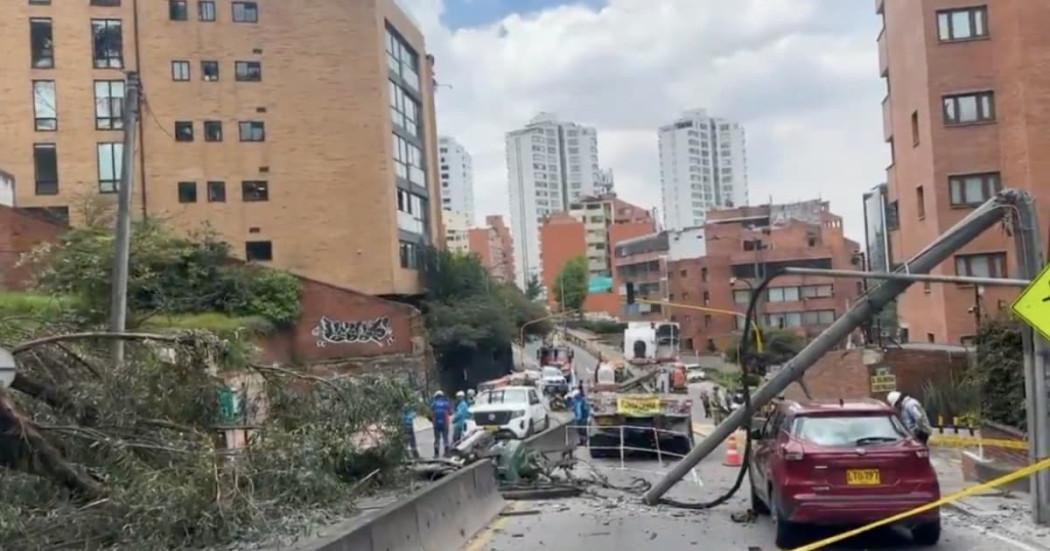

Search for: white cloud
xmin=402 ymin=0 xmax=887 ymax=242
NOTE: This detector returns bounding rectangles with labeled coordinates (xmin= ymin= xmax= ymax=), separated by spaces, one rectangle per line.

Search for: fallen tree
xmin=0 ymin=329 xmax=416 ymax=550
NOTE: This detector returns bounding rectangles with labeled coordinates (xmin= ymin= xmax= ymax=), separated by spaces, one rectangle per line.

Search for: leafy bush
xmin=725 ymin=328 xmax=805 ymax=373
xmin=973 ymin=318 xmax=1026 ymax=430
xmin=569 ymin=319 xmax=628 ymax=335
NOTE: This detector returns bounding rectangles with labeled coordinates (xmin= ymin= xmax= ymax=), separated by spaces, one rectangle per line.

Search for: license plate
xmin=482 ymin=425 xmax=499 ymax=433
xmin=846 ymin=469 xmax=881 ymax=485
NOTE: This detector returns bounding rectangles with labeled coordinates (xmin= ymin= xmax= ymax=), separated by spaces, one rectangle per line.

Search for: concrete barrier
xmin=290 ymin=460 xmax=504 ymax=551
xmin=522 ymin=418 xmax=575 ymax=459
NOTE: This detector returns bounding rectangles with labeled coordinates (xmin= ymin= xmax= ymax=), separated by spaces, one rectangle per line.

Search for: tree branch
xmin=12 ymin=332 xmax=192 ymax=355
xmin=10 ymin=372 xmax=100 ymax=426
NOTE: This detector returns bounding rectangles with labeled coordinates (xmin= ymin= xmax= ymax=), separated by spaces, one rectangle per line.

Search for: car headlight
xmin=513 ymin=410 xmax=527 ymax=418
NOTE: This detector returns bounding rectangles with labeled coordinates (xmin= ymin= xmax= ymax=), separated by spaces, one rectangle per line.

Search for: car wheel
xmin=771 ymin=488 xmax=798 ymax=549
xmin=912 ymin=519 xmax=941 ymax=546
xmin=749 ymin=473 xmax=769 ymax=515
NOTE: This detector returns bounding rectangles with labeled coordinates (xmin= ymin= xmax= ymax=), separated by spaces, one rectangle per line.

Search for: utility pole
xmin=108 ymin=71 xmax=140 ymax=365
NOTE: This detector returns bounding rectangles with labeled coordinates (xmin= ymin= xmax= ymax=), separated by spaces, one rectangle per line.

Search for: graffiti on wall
xmin=312 ymin=316 xmax=395 ymax=348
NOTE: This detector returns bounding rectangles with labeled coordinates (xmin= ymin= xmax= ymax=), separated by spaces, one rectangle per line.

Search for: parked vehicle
xmin=748 ymin=399 xmax=940 ymax=549
xmin=540 ymin=366 xmax=569 ymax=396
xmin=471 ymin=386 xmax=550 ymax=439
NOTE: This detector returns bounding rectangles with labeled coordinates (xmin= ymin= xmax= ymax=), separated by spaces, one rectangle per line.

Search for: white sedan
xmin=471 ymin=386 xmax=550 ymax=439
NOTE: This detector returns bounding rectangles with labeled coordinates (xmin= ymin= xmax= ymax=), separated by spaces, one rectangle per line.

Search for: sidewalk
xmin=931 ymin=448 xmax=1050 ymax=548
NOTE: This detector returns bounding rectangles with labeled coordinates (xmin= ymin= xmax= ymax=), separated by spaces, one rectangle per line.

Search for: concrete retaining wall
xmin=292 ymin=460 xmax=504 ymax=551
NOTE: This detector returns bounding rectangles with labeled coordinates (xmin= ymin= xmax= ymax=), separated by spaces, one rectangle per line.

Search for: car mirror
xmin=749 ymin=427 xmax=763 ymax=441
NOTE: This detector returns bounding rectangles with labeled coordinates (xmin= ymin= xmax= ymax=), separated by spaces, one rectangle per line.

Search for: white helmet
xmin=467 ymin=389 xmax=476 ymax=397
xmin=886 ymin=391 xmax=902 ymax=408
xmin=434 ymin=390 xmax=445 ymax=398
xmin=456 ymin=390 xmax=466 ymax=398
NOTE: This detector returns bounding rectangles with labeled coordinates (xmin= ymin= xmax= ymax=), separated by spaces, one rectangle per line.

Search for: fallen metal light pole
xmin=781 ymin=267 xmax=1031 ymax=288
xmin=643 ymin=190 xmax=1027 ymax=505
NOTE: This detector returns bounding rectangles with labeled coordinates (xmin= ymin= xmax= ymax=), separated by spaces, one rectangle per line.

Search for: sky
xmin=396 ymin=0 xmax=889 ymax=243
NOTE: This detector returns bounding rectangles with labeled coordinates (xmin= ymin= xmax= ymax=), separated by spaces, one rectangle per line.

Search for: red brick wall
xmin=540 ymin=213 xmax=586 ymax=308
xmin=263 ymin=276 xmax=423 ymax=364
xmin=584 ymin=292 xmax=621 ymax=317
xmin=0 ymin=206 xmax=65 ymax=290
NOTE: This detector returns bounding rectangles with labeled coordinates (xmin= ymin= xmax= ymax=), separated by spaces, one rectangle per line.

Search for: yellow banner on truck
xmin=616 ymin=395 xmax=663 ymax=416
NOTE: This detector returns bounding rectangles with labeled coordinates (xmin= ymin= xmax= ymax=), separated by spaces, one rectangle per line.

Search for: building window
xmin=943 ymin=91 xmax=995 ymax=125
xmin=169 ymin=0 xmax=188 ymax=20
xmin=392 ymin=133 xmax=425 ymax=185
xmin=242 ymin=180 xmax=268 ymax=201
xmin=733 ymin=289 xmax=750 ymax=305
xmin=201 ymin=60 xmax=219 ymax=81
xmin=955 ymin=252 xmax=1007 ymax=279
xmin=802 ymin=310 xmax=835 ymax=326
xmin=396 ymin=189 xmax=427 ymax=235
xmin=30 ymin=0 xmax=52 ymax=4
xmin=90 ymin=0 xmax=122 ymax=5
xmin=232 ymin=1 xmax=258 ymax=23
xmin=385 ymin=27 xmax=420 ymax=92
xmin=389 ymin=80 xmax=420 ymax=137
xmin=174 ymin=121 xmax=194 ymax=141
xmin=916 ymin=186 xmax=925 ymax=220
xmin=203 ymin=120 xmax=222 ymax=142
xmin=802 ymin=284 xmax=833 ymax=299
xmin=171 ymin=60 xmax=190 ymax=81
xmin=33 ymin=143 xmax=58 ymax=195
xmin=235 ymin=61 xmax=262 ymax=81
xmin=30 ymin=18 xmax=54 ymax=68
xmin=198 ymin=0 xmax=216 ymax=21
xmin=911 ymin=110 xmax=919 ymax=146
xmin=239 ymin=121 xmax=265 ymax=142
xmin=768 ymin=287 xmax=800 ymax=303
xmin=94 ymin=80 xmax=124 ymax=129
xmin=937 ymin=6 xmax=988 ymax=42
xmin=701 ymin=267 xmax=708 ymax=282
xmin=400 ymin=241 xmax=422 ymax=270
xmin=245 ymin=241 xmax=272 ymax=262
xmin=207 ymin=181 xmax=225 ymax=202
xmin=886 ymin=200 xmax=900 ymax=231
xmin=177 ymin=181 xmax=197 ymax=203
xmin=32 ymin=80 xmax=57 ymax=131
xmin=91 ymin=19 xmax=123 ymax=68
xmin=949 ymin=172 xmax=1001 ymax=207
xmin=97 ymin=142 xmax=123 ymax=193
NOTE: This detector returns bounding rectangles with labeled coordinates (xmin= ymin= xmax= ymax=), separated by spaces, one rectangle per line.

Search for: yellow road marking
xmin=463 ymin=501 xmax=517 ymax=551
xmin=791 ymin=454 xmax=1050 ymax=551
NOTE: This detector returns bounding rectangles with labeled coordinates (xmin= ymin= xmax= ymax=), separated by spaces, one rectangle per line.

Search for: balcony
xmin=878 ymin=33 xmax=889 ymax=76
xmin=882 ymin=95 xmax=893 ymax=140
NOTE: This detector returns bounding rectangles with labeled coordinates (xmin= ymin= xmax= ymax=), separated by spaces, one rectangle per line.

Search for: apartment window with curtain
xmin=955 ymin=252 xmax=1007 ymax=279
xmin=949 ymin=172 xmax=1000 ymax=207
xmin=943 ymin=91 xmax=995 ymax=125
xmin=235 ymin=61 xmax=262 ymax=81
xmin=239 ymin=121 xmax=265 ymax=142
xmin=198 ymin=0 xmax=216 ymax=21
xmin=33 ymin=144 xmax=58 ymax=195
xmin=396 ymin=189 xmax=427 ymax=235
xmin=30 ymin=18 xmax=54 ymax=68
xmin=242 ymin=181 xmax=269 ymax=201
xmin=91 ymin=19 xmax=123 ymax=68
xmin=169 ymin=0 xmax=188 ymax=21
xmin=32 ymin=80 xmax=57 ymax=131
xmin=937 ymin=6 xmax=988 ymax=42
xmin=94 ymin=80 xmax=125 ymax=129
xmin=232 ymin=1 xmax=258 ymax=23
xmin=207 ymin=181 xmax=226 ymax=202
xmin=97 ymin=142 xmax=123 ymax=193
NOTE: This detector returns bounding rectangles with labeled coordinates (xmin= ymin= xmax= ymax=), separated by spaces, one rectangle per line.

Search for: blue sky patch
xmin=442 ymin=0 xmax=607 ymax=28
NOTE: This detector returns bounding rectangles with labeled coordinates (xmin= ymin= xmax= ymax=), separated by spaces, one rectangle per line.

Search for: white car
xmin=471 ymin=386 xmax=550 ymax=439
xmin=540 ymin=366 xmax=569 ymax=396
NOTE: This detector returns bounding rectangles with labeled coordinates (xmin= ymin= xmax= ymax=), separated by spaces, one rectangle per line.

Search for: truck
xmin=587 ymin=321 xmax=695 ymax=457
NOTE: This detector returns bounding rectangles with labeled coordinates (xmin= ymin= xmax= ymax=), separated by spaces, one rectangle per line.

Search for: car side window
xmin=528 ymin=390 xmax=539 ymax=404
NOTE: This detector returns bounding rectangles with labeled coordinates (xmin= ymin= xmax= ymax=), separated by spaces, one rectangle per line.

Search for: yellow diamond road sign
xmin=1012 ymin=262 xmax=1050 ymax=342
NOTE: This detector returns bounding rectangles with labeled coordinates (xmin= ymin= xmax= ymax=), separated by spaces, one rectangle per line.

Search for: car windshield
xmin=477 ymin=389 xmax=528 ymax=405
xmin=793 ymin=415 xmax=905 ymax=447
xmin=542 ymin=367 xmax=562 ymax=378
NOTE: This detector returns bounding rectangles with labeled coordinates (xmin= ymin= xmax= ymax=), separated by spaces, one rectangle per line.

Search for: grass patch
xmin=142 ymin=312 xmax=275 ymax=336
xmin=0 ymin=292 xmax=81 ymax=317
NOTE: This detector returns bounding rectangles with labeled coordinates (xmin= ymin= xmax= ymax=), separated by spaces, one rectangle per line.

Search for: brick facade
xmin=540 ymin=212 xmax=586 ymax=309
xmin=0 ymin=206 xmax=65 ymax=290
xmin=1 ymin=0 xmax=441 ymax=297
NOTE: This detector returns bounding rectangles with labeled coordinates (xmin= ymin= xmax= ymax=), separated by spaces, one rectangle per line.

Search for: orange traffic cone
xmin=723 ymin=431 xmax=743 ymax=467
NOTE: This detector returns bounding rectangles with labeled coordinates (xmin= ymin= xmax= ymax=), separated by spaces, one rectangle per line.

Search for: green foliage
xmin=551 ymin=256 xmax=588 ymax=312
xmin=422 ymin=248 xmax=551 ymax=360
xmin=22 ymin=220 xmax=302 ymax=328
xmin=725 ymin=328 xmax=806 ymax=372
xmin=525 ymin=275 xmax=543 ymax=301
xmin=974 ymin=318 xmax=1026 ymax=430
xmin=0 ymin=292 xmax=81 ymax=318
xmin=568 ymin=319 xmax=627 ymax=335
xmin=142 ymin=313 xmax=275 ymax=336
xmin=922 ymin=373 xmax=980 ymax=426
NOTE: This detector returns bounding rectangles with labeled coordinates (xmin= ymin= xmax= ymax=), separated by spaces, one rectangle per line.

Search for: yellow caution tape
xmin=791 ymin=453 xmax=1050 ymax=551
xmin=929 ymin=433 xmax=1029 ymax=450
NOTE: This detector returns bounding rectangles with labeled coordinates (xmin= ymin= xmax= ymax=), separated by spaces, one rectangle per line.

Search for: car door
xmin=527 ymin=389 xmax=544 ymax=426
xmin=749 ymin=412 xmax=781 ymax=501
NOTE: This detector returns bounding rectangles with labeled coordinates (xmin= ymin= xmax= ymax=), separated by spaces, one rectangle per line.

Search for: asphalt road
xmin=467 ymin=343 xmax=1038 ymax=551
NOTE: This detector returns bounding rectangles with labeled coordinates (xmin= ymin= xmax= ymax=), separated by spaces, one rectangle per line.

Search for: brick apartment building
xmin=878 ymin=0 xmax=1050 ymax=345
xmin=617 ymin=200 xmax=862 ymax=355
xmin=467 ymin=215 xmax=515 ymax=283
xmin=1 ymin=0 xmax=442 ymax=298
xmin=539 ymin=194 xmax=655 ymax=311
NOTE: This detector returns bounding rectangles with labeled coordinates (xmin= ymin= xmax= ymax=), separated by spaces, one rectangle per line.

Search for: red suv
xmin=748 ymin=399 xmax=940 ymax=549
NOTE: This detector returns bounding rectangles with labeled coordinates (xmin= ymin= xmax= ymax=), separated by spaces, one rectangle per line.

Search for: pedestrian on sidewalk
xmin=571 ymin=389 xmax=590 ymax=445
xmin=402 ymin=404 xmax=419 ymax=459
xmin=887 ymin=391 xmax=932 ymax=445
xmin=452 ymin=390 xmax=470 ymax=443
xmin=429 ymin=390 xmax=451 ymax=457
xmin=699 ymin=389 xmax=712 ymax=419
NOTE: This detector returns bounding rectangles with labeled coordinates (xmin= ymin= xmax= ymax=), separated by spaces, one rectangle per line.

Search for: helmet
xmin=434 ymin=390 xmax=445 ymax=398
xmin=467 ymin=389 xmax=476 ymax=397
xmin=886 ymin=391 xmax=902 ymax=408
xmin=456 ymin=390 xmax=466 ymax=398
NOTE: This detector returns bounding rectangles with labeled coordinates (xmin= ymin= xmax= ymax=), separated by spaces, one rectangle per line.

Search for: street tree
xmin=525 ymin=274 xmax=543 ymax=301
xmin=551 ymin=256 xmax=588 ymax=312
